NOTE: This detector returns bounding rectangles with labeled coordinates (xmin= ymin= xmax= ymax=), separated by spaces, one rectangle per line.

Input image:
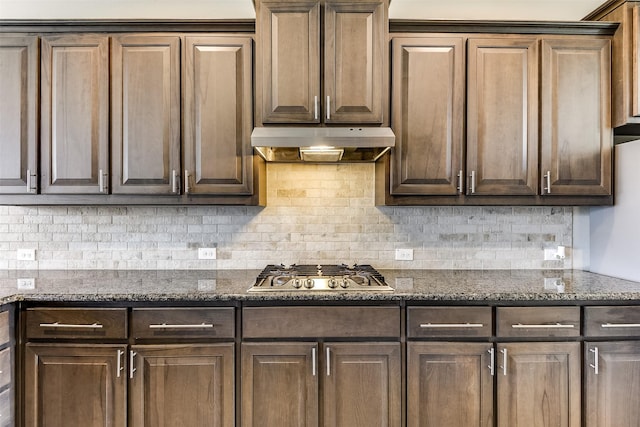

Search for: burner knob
xmin=304 ymin=279 xmax=315 ymax=289
xmin=340 ymin=279 xmax=349 ymax=289
xmin=292 ymin=279 xmax=302 ymax=289
xmin=328 ymin=279 xmax=338 ymax=289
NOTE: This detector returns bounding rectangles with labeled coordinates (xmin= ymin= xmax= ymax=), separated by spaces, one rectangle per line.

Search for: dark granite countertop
xmin=0 ymin=269 xmax=639 ymax=305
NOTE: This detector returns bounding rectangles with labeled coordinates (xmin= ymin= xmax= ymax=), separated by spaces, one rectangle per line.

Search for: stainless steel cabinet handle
xmin=420 ymin=323 xmax=484 ymax=328
xmin=117 ymin=349 xmax=124 ymax=378
xmin=326 ymin=96 xmax=331 ymax=120
xmin=172 ymin=170 xmax=178 ymax=193
xmin=26 ymin=169 xmax=37 ymax=193
xmin=511 ymin=323 xmax=575 ymax=329
xmin=148 ymin=323 xmax=214 ymax=329
xmin=39 ymin=322 xmax=103 ymax=329
xmin=488 ymin=347 xmax=495 ymax=376
xmin=589 ymin=347 xmax=599 ymax=375
xmin=129 ymin=351 xmax=137 ymax=379
xmin=312 ymin=347 xmax=317 ymax=376
xmin=470 ymin=170 xmax=476 ymax=194
xmin=314 ymin=96 xmax=318 ymax=120
xmin=326 ymin=347 xmax=331 ymax=376
xmin=98 ymin=169 xmax=107 ymax=193
xmin=184 ymin=170 xmax=190 ymax=194
xmin=601 ymin=323 xmax=640 ymax=328
xmin=457 ymin=170 xmax=463 ymax=194
xmin=500 ymin=348 xmax=507 ymax=376
xmin=543 ymin=171 xmax=551 ymax=194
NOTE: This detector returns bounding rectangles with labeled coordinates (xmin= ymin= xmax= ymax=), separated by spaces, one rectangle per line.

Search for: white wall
xmin=590 ymin=141 xmax=640 ymax=281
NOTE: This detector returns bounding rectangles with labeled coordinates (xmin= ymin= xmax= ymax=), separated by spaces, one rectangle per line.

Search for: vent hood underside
xmin=251 ymin=127 xmax=395 ymax=162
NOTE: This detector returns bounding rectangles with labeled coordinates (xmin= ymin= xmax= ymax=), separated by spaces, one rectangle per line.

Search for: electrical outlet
xmin=543 ymin=248 xmax=558 ymax=261
xmin=395 ymin=248 xmax=414 ymax=261
xmin=17 ymin=248 xmax=36 ymax=261
xmin=17 ymin=278 xmax=36 ymax=289
xmin=198 ymin=248 xmax=217 ymax=260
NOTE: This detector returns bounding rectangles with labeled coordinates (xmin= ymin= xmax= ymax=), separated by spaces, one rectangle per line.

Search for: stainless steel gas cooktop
xmin=248 ymin=264 xmax=393 ymax=292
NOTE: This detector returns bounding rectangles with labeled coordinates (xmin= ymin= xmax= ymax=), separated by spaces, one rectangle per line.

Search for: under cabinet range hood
xmin=251 ymin=127 xmax=395 ymax=162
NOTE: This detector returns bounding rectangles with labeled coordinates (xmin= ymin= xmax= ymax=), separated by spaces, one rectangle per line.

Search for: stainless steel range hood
xmin=251 ymin=127 xmax=395 ymax=162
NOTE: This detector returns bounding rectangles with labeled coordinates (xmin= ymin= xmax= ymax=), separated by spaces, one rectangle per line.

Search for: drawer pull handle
xmin=511 ymin=323 xmax=575 ymax=329
xmin=148 ymin=323 xmax=214 ymax=329
xmin=40 ymin=322 xmax=104 ymax=329
xmin=420 ymin=323 xmax=484 ymax=328
xmin=601 ymin=323 xmax=640 ymax=328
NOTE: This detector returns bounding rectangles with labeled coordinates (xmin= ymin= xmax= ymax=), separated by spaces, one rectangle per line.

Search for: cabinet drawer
xmin=132 ymin=308 xmax=235 ymax=339
xmin=0 ymin=312 xmax=9 ymax=345
xmin=0 ymin=348 xmax=10 ymax=389
xmin=496 ymin=306 xmax=580 ymax=338
xmin=243 ymin=306 xmax=400 ymax=338
xmin=25 ymin=308 xmax=128 ymax=340
xmin=585 ymin=306 xmax=640 ymax=337
xmin=407 ymin=306 xmax=492 ymax=338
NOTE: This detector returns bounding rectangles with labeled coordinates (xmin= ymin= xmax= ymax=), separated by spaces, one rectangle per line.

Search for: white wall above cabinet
xmin=0 ymin=0 xmax=606 ymax=20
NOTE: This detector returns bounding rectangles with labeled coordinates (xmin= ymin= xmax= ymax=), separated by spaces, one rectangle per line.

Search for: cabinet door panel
xmin=540 ymin=38 xmax=612 ymax=196
xmin=324 ymin=342 xmax=401 ymax=427
xmin=407 ymin=342 xmax=493 ymax=427
xmin=390 ymin=36 xmax=465 ymax=195
xmin=111 ymin=35 xmax=180 ymax=195
xmin=241 ymin=342 xmax=318 ymax=427
xmin=497 ymin=342 xmax=580 ymax=427
xmin=41 ymin=35 xmax=109 ymax=194
xmin=0 ymin=36 xmax=38 ymax=194
xmin=130 ymin=344 xmax=234 ymax=427
xmin=467 ymin=37 xmax=538 ymax=196
xmin=24 ymin=343 xmax=126 ymax=427
xmin=325 ymin=1 xmax=386 ymax=123
xmin=184 ymin=36 xmax=253 ymax=195
xmin=257 ymin=1 xmax=320 ymax=123
xmin=585 ymin=341 xmax=640 ymax=427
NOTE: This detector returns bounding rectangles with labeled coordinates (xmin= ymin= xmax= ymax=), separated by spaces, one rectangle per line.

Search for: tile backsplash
xmin=0 ymin=163 xmax=571 ymax=270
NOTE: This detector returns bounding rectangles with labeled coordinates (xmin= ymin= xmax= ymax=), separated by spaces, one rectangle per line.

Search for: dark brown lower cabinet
xmin=584 ymin=341 xmax=640 ymax=427
xmin=129 ymin=344 xmax=234 ymax=427
xmin=407 ymin=342 xmax=494 ymax=427
xmin=497 ymin=342 xmax=581 ymax=427
xmin=24 ymin=343 xmax=127 ymax=427
xmin=241 ymin=341 xmax=401 ymax=427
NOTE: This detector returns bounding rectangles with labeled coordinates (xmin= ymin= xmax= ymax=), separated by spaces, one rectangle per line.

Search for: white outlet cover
xmin=198 ymin=248 xmax=217 ymax=260
xmin=17 ymin=278 xmax=36 ymax=289
xmin=395 ymin=248 xmax=414 ymax=261
xmin=17 ymin=248 xmax=36 ymax=261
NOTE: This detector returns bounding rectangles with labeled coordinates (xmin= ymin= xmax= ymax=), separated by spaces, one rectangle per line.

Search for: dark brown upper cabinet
xmin=111 ymin=35 xmax=181 ymax=195
xmin=183 ymin=35 xmax=254 ymax=196
xmin=255 ymin=0 xmax=388 ymax=125
xmin=467 ymin=36 xmax=539 ymax=197
xmin=0 ymin=36 xmax=39 ymax=195
xmin=40 ymin=34 xmax=110 ymax=195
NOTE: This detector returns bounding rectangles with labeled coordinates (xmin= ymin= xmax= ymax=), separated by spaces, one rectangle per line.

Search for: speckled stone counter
xmin=0 ymin=269 xmax=639 ymax=304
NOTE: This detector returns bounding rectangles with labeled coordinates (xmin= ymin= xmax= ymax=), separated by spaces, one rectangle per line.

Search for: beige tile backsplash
xmin=0 ymin=163 xmax=571 ymax=270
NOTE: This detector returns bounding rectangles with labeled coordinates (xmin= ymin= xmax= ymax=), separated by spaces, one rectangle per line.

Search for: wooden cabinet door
xmin=129 ymin=344 xmax=234 ymax=427
xmin=24 ymin=343 xmax=126 ymax=427
xmin=41 ymin=35 xmax=109 ymax=194
xmin=241 ymin=342 xmax=319 ymax=427
xmin=540 ymin=37 xmax=612 ymax=196
xmin=324 ymin=0 xmax=386 ymax=123
xmin=497 ymin=342 xmax=581 ymax=427
xmin=467 ymin=37 xmax=539 ymax=196
xmin=256 ymin=1 xmax=320 ymax=124
xmin=585 ymin=341 xmax=640 ymax=427
xmin=0 ymin=36 xmax=38 ymax=194
xmin=407 ymin=342 xmax=493 ymax=427
xmin=390 ymin=36 xmax=465 ymax=196
xmin=184 ymin=36 xmax=254 ymax=195
xmin=111 ymin=35 xmax=181 ymax=195
xmin=323 ymin=342 xmax=401 ymax=427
